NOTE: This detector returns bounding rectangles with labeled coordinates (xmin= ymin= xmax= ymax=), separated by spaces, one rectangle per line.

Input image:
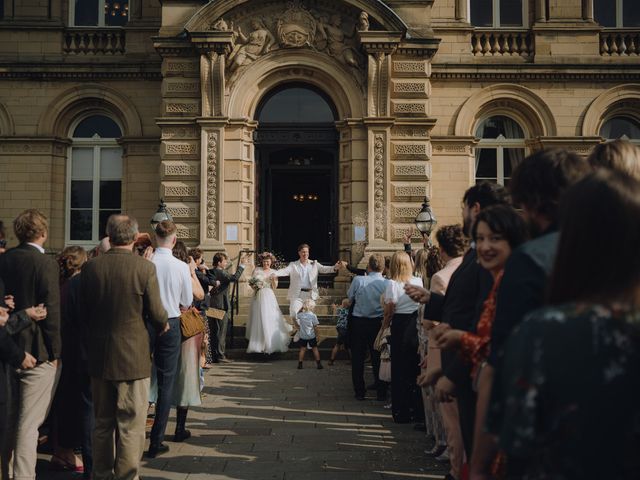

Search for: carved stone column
xmin=198 ymin=121 xmax=227 ymax=251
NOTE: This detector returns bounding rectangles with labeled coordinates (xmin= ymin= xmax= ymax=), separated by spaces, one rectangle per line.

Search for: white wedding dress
xmin=245 ymin=268 xmax=292 ymax=353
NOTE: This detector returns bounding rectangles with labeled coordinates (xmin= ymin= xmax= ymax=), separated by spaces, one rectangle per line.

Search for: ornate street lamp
xmin=414 ymin=196 xmax=437 ymax=244
xmin=150 ymin=199 xmax=173 ymax=229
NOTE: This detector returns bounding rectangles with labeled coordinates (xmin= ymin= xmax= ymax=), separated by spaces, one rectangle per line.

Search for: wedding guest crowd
xmin=0 ymin=140 xmax=639 ymax=480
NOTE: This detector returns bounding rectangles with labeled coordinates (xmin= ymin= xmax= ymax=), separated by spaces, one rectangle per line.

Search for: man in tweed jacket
xmin=80 ymin=214 xmax=167 ymax=480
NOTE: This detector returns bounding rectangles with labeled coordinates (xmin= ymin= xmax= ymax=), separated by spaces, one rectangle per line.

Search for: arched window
xmin=599 ymin=115 xmax=640 ymax=142
xmin=470 ymin=0 xmax=527 ymax=27
xmin=67 ymin=115 xmax=123 ymax=243
xmin=475 ymin=115 xmax=526 ymax=185
xmin=256 ymin=85 xmax=336 ymax=124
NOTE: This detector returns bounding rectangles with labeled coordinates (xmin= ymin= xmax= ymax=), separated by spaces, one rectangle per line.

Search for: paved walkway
xmin=38 ymin=358 xmax=448 ymax=480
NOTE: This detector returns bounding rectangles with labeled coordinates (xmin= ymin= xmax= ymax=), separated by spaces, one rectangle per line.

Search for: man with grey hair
xmin=80 ymin=214 xmax=167 ymax=480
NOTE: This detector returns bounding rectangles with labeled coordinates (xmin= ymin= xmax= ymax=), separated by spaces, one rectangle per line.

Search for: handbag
xmin=374 ymin=326 xmax=391 ymax=352
xmin=180 ymin=307 xmax=205 ymax=339
xmin=206 ymin=307 xmax=226 ymax=320
xmin=378 ymin=359 xmax=391 ymax=382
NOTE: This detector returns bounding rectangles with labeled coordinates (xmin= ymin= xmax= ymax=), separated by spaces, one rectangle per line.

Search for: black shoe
xmin=366 ymin=383 xmax=376 ymax=391
xmin=413 ymin=422 xmax=426 ymax=432
xmin=173 ymin=429 xmax=191 ymax=442
xmin=146 ymin=443 xmax=169 ymax=458
xmin=297 ymin=362 xmax=303 ymax=369
xmin=354 ymin=394 xmax=365 ymax=401
xmin=316 ymin=362 xmax=324 ymax=370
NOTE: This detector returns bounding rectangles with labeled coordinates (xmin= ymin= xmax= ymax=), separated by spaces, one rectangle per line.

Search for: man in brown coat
xmin=80 ymin=214 xmax=167 ymax=480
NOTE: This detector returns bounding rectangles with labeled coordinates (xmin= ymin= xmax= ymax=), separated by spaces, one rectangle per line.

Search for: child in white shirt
xmin=295 ymin=299 xmax=323 ymax=370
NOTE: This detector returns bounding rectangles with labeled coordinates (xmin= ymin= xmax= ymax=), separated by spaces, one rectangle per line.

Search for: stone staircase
xmin=228 ymin=273 xmax=351 ymax=350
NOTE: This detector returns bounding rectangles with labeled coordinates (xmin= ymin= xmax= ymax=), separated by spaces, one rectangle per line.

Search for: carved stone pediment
xmin=207 ymin=0 xmax=385 ymax=81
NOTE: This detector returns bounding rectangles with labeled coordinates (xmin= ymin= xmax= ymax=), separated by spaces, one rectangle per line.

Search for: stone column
xmin=536 ymin=0 xmax=547 ymax=22
xmin=583 ymin=0 xmax=594 ymax=21
xmin=198 ymin=121 xmax=227 ymax=251
xmin=456 ymin=0 xmax=468 ymax=22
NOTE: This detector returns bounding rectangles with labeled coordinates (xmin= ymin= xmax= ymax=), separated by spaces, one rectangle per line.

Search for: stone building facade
xmin=1 ymin=0 xmax=639 ymax=265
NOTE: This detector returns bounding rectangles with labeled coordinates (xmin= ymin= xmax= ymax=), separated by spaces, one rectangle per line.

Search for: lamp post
xmin=414 ymin=196 xmax=437 ymax=246
xmin=150 ymin=199 xmax=173 ymax=229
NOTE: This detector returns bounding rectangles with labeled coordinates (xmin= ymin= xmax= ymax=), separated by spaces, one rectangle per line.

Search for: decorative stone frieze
xmin=165 ymin=80 xmax=200 ymax=95
xmin=392 ymin=142 xmax=430 ymax=160
xmin=163 ymin=60 xmax=199 ymax=76
xmin=164 ymin=141 xmax=199 ymax=156
xmin=392 ymin=127 xmax=430 ymax=138
xmin=393 ymin=205 xmax=422 ymax=221
xmin=391 ymin=100 xmax=428 ymax=116
xmin=205 ymin=131 xmax=219 ymax=240
xmin=175 ymin=224 xmax=199 ymax=240
xmin=391 ymin=79 xmax=430 ymax=98
xmin=161 ymin=182 xmax=199 ymax=199
xmin=163 ymin=161 xmax=200 ymax=177
xmin=164 ymin=102 xmax=200 ymax=115
xmin=373 ymin=133 xmax=386 ymax=240
xmin=392 ymin=182 xmax=428 ymax=200
xmin=392 ymin=60 xmax=430 ymax=77
xmin=161 ymin=127 xmax=199 ymax=139
xmin=166 ymin=204 xmax=199 ymax=219
xmin=392 ymin=162 xmax=431 ymax=178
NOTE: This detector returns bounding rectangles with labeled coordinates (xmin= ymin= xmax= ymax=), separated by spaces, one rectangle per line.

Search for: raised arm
xmin=273 ymin=263 xmax=292 ymax=277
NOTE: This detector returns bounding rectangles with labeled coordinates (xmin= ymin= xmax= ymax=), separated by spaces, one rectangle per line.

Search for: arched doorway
xmin=255 ymin=83 xmax=338 ymax=262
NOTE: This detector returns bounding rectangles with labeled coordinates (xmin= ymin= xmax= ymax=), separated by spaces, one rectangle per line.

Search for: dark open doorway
xmin=254 ymin=84 xmax=338 ymax=263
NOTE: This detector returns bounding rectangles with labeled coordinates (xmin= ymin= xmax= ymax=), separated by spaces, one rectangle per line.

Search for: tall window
xmin=70 ymin=0 xmax=129 ymax=27
xmin=475 ymin=115 xmax=526 ymax=185
xmin=595 ymin=0 xmax=640 ymax=28
xmin=470 ymin=0 xmax=525 ymax=27
xmin=600 ymin=115 xmax=640 ymax=142
xmin=67 ymin=115 xmax=123 ymax=243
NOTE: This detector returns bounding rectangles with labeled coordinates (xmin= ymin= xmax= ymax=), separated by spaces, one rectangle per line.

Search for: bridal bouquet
xmin=248 ymin=276 xmax=266 ymax=292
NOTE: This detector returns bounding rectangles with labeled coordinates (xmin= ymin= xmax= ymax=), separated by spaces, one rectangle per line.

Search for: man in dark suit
xmin=207 ymin=252 xmax=246 ymax=362
xmin=80 ymin=214 xmax=167 ymax=480
xmin=0 ymin=209 xmax=62 ymax=480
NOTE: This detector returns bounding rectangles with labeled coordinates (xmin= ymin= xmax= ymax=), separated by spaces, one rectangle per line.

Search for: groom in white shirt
xmin=273 ymin=243 xmax=340 ymax=322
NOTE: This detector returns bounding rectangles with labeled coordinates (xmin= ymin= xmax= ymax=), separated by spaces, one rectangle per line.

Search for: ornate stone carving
xmin=166 ymin=206 xmax=199 ymax=218
xmin=393 ymin=183 xmax=428 ymax=198
xmin=166 ymin=82 xmax=199 ymax=93
xmin=357 ymin=11 xmax=369 ymax=32
xmin=277 ymin=1 xmax=317 ymax=48
xmin=393 ymin=163 xmax=430 ymax=178
xmin=166 ymin=61 xmax=198 ymax=74
xmin=393 ymin=102 xmax=427 ymax=115
xmin=393 ymin=206 xmax=421 ymax=221
xmin=166 ymin=103 xmax=199 ymax=114
xmin=162 ymin=183 xmax=198 ymax=197
xmin=393 ymin=60 xmax=429 ymax=77
xmin=392 ymin=127 xmax=430 ymax=138
xmin=165 ymin=142 xmax=198 ymax=155
xmin=176 ymin=224 xmax=199 ymax=239
xmin=161 ymin=127 xmax=198 ymax=139
xmin=206 ymin=131 xmax=219 ymax=239
xmin=0 ymin=143 xmax=51 ymax=154
xmin=373 ymin=133 xmax=386 ymax=240
xmin=393 ymin=143 xmax=429 ymax=158
xmin=229 ymin=19 xmax=275 ymax=72
xmin=163 ymin=162 xmax=199 ymax=176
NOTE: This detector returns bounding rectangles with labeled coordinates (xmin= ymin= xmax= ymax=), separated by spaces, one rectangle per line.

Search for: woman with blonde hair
xmin=383 ymin=251 xmax=423 ymax=423
xmin=588 ymin=139 xmax=640 ymax=179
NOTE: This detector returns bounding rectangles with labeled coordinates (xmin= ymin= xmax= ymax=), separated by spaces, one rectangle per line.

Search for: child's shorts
xmin=336 ymin=327 xmax=348 ymax=346
xmin=297 ymin=337 xmax=318 ymax=348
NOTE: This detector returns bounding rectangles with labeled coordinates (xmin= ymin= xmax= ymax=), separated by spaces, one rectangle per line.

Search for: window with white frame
xmin=67 ymin=115 xmax=123 ymax=244
xmin=595 ymin=0 xmax=640 ymax=28
xmin=475 ymin=115 xmax=526 ymax=185
xmin=70 ymin=0 xmax=129 ymax=27
xmin=470 ymin=0 xmax=526 ymax=27
xmin=600 ymin=115 xmax=640 ymax=143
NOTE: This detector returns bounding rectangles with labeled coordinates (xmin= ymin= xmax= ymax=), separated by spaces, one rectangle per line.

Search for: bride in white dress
xmin=245 ymin=252 xmax=292 ymax=353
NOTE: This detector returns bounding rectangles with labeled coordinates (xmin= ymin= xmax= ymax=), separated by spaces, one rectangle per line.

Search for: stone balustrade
xmin=600 ymin=30 xmax=640 ymax=56
xmin=63 ymin=28 xmax=126 ymax=55
xmin=471 ymin=30 xmax=533 ymax=58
